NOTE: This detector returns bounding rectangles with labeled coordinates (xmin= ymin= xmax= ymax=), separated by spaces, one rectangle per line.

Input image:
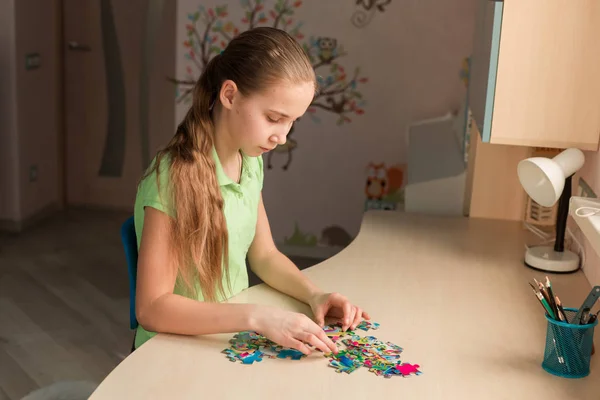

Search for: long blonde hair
xmin=145 ymin=27 xmax=316 ymax=301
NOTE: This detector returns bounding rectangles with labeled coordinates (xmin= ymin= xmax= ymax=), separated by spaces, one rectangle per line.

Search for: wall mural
xmin=171 ymin=0 xmax=369 ymax=170
xmin=351 ymin=0 xmax=392 ymax=28
xmin=364 ymin=162 xmax=405 ymax=211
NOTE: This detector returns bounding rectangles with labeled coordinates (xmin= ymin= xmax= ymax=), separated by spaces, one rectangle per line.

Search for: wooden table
xmin=90 ymin=211 xmax=600 ymax=399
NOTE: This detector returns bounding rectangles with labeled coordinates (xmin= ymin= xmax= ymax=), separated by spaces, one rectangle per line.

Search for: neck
xmin=212 ymin=109 xmax=239 ymax=166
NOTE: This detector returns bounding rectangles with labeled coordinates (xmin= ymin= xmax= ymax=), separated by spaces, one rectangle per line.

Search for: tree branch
xmin=309 ymin=102 xmax=336 ymax=112
xmin=189 ymin=22 xmax=207 ymax=68
xmin=176 ymin=87 xmax=195 ymax=104
xmin=215 ymin=28 xmax=232 ymax=42
xmin=273 ymin=0 xmax=291 ymax=29
xmin=200 ymin=17 xmax=216 ymax=67
xmin=314 ymin=69 xmax=360 ymax=101
xmin=248 ymin=0 xmax=259 ymax=29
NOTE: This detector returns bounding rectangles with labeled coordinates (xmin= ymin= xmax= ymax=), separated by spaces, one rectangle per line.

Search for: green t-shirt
xmin=133 ymin=146 xmax=264 ymax=348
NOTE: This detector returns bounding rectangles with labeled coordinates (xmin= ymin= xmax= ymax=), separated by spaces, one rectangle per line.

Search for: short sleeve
xmin=136 ymin=157 xmax=175 ymax=218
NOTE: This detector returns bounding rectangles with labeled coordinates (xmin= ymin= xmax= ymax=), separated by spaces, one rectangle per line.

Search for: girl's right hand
xmin=251 ymin=306 xmax=338 ymax=355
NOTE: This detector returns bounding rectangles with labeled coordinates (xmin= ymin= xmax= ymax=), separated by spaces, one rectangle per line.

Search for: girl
xmin=133 ymin=27 xmax=369 ymax=353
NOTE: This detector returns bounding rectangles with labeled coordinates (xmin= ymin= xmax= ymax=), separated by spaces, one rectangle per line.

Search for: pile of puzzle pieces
xmin=222 ymin=330 xmax=306 ymax=363
xmin=222 ymin=320 xmax=422 ymax=378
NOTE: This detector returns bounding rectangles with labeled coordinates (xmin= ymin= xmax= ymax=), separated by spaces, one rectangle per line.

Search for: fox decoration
xmin=365 ymin=162 xmax=404 ymax=201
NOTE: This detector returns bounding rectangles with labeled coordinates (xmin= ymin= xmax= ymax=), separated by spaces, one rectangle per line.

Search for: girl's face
xmin=218 ymin=79 xmax=315 ymax=157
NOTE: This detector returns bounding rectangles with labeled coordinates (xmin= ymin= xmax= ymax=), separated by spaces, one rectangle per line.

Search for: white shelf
xmin=569 ymin=196 xmax=600 ymax=258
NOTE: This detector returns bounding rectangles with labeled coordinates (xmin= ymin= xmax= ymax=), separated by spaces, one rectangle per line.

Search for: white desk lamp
xmin=517 ymin=148 xmax=585 ymax=273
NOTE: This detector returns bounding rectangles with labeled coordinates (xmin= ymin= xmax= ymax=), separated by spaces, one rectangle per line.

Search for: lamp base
xmin=524 ymin=245 xmax=580 ymax=273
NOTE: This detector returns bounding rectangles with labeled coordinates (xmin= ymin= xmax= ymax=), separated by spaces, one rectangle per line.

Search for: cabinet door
xmin=468 ymin=0 xmax=503 ymax=143
xmin=473 ymin=0 xmax=600 ymax=151
xmin=491 ymin=0 xmax=600 ymax=150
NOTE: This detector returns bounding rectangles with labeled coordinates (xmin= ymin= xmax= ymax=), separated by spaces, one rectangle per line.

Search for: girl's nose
xmin=270 ymin=133 xmax=286 ymax=146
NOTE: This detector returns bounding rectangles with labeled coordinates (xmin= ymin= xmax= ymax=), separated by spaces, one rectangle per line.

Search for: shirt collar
xmin=212 ymin=146 xmax=230 ymax=186
xmin=211 ymin=146 xmax=252 ymax=186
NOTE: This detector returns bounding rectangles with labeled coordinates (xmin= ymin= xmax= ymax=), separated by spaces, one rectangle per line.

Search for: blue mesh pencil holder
xmin=542 ymin=307 xmax=597 ymax=378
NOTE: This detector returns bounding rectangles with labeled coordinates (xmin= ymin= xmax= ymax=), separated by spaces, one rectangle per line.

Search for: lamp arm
xmin=554 ymin=175 xmax=573 ymax=253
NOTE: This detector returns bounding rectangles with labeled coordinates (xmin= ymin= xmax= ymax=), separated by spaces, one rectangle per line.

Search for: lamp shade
xmin=517 ymin=148 xmax=585 ymax=207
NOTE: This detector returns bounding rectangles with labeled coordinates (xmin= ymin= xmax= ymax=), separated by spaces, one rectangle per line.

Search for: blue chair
xmin=120 ymin=216 xmax=138 ymax=351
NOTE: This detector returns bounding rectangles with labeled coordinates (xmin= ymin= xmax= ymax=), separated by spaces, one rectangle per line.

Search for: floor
xmin=0 ymin=209 xmax=320 ymax=400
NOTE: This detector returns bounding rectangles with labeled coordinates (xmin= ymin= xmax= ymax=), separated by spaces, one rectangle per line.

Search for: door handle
xmin=68 ymin=41 xmax=91 ymax=52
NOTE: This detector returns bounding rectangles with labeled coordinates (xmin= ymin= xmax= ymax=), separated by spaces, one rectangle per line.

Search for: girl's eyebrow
xmin=268 ymin=109 xmax=291 ymax=119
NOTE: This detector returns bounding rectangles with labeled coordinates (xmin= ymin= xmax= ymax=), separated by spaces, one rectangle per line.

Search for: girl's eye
xmin=267 ymin=116 xmax=279 ymax=123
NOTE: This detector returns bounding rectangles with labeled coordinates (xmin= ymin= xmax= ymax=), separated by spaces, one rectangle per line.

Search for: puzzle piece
xmin=258 ymin=345 xmax=281 ymax=359
xmin=277 ymin=349 xmax=306 ymax=360
xmin=395 ymin=363 xmax=422 ymax=377
xmin=356 ymin=320 xmax=380 ymax=331
xmin=241 ymin=351 xmax=264 ymax=365
xmin=329 ymin=358 xmax=361 ymax=374
xmin=323 ymin=324 xmax=347 ymax=343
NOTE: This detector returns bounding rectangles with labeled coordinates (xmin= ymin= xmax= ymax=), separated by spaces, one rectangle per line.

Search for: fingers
xmin=314 ymin=327 xmax=338 ymax=354
xmin=342 ymin=301 xmax=353 ymax=331
xmin=362 ymin=310 xmax=371 ymax=320
xmin=313 ymin=309 xmax=325 ymax=327
xmin=298 ymin=332 xmax=335 ymax=354
xmin=350 ymin=307 xmax=362 ymax=330
xmin=288 ymin=338 xmax=312 ymax=355
xmin=346 ymin=305 xmax=357 ymax=331
xmin=304 ymin=316 xmax=338 ymax=354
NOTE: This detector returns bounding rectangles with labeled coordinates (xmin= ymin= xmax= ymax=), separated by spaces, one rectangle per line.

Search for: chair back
xmin=120 ymin=216 xmax=138 ymax=329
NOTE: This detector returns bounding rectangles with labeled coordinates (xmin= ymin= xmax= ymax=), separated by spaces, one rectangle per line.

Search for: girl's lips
xmin=260 ymin=147 xmax=272 ymax=152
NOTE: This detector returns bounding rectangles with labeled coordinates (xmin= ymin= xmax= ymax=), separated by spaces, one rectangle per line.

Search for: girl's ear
xmin=219 ymin=79 xmax=238 ymax=110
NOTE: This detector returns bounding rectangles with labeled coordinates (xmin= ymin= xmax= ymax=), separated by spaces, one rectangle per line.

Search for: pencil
xmin=545 ymin=276 xmax=560 ymax=319
xmin=555 ymin=296 xmax=567 ymax=322
xmin=529 ymin=282 xmax=557 ymax=319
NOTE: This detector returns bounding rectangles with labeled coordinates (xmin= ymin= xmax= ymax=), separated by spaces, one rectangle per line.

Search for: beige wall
xmin=0 ymin=0 xmax=21 ymax=223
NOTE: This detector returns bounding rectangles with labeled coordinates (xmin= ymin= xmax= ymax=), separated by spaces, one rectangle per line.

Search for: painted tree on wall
xmin=171 ymin=0 xmax=369 ymax=169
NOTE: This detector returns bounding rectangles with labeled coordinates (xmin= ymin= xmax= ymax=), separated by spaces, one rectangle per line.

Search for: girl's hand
xmin=250 ymin=306 xmax=338 ymax=355
xmin=309 ymin=292 xmax=370 ymax=331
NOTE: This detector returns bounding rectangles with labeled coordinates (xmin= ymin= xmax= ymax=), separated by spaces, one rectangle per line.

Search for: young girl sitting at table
xmin=133 ymin=27 xmax=369 ymax=352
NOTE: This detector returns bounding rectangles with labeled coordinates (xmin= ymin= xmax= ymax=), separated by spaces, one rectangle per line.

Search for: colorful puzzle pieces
xmin=222 ymin=321 xmax=422 ymax=379
xmin=356 ymin=320 xmax=380 ymax=331
xmin=276 ymin=349 xmax=305 ymax=360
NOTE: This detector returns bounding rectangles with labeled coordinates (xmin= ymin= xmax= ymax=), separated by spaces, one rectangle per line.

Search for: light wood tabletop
xmin=90 ymin=211 xmax=600 ymax=399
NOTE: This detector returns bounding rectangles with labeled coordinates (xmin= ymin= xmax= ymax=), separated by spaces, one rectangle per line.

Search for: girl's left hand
xmin=308 ymin=292 xmax=370 ymax=331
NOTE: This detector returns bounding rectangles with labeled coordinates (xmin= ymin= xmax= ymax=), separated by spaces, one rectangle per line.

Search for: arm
xmin=247 ymin=194 xmax=324 ymax=305
xmin=136 ymin=206 xmax=259 ymax=335
xmin=248 ymin=194 xmax=370 ymax=330
xmin=135 ymin=206 xmax=338 ymax=354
